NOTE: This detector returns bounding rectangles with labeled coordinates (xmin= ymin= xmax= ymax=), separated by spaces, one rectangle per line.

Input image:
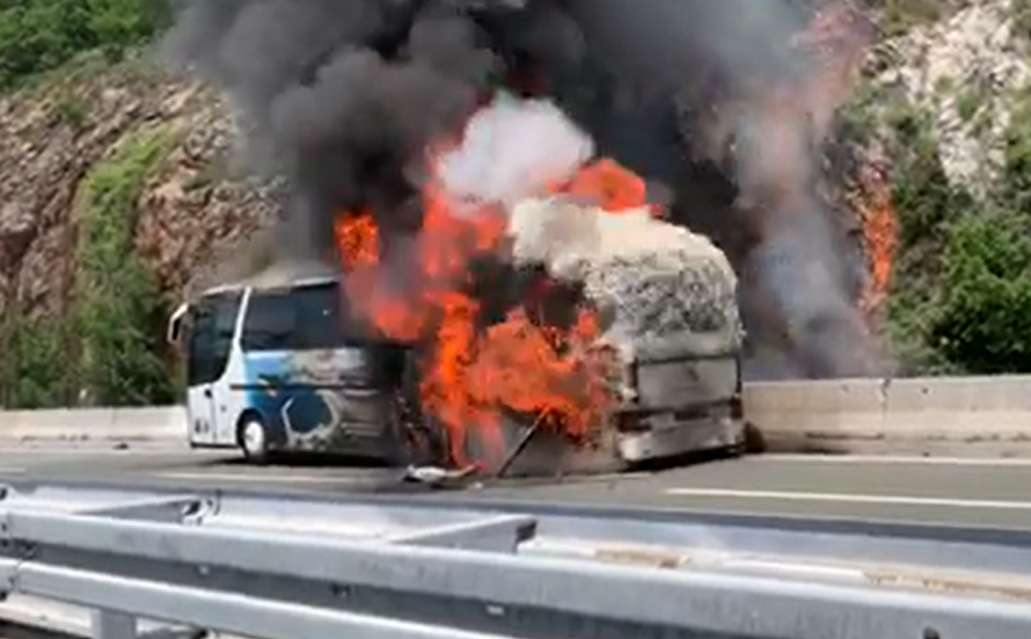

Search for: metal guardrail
xmin=1 ymin=483 xmax=1031 ymax=638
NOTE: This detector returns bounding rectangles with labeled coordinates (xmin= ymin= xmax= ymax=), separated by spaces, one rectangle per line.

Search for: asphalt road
xmin=4 ymin=444 xmax=1031 ymax=529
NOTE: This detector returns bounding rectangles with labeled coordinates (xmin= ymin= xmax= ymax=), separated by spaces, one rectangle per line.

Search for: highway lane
xmin=4 ymin=444 xmax=1031 ymax=529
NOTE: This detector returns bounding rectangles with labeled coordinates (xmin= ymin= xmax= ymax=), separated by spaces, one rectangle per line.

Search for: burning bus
xmin=166 ymin=258 xmax=744 ymax=476
xmin=167 ymin=249 xmax=746 ymax=476
xmin=166 ymin=102 xmax=747 ymax=474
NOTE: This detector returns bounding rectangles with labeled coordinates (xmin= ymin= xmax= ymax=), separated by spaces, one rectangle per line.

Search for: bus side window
xmin=242 ymin=290 xmax=294 ymax=352
xmin=212 ymin=293 xmax=241 ymax=373
xmin=187 ymin=306 xmax=216 ymax=387
xmin=290 ymin=282 xmax=341 ymax=350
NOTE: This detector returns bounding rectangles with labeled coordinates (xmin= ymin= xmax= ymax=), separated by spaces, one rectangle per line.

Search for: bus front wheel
xmin=238 ymin=414 xmax=270 ymax=465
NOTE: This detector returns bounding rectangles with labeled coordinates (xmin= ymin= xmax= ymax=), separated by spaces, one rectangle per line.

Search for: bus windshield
xmin=241 ymin=281 xmax=349 ymax=352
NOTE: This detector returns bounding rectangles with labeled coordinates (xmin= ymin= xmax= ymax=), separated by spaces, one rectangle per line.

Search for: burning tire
xmin=390 ymin=351 xmax=449 ymax=467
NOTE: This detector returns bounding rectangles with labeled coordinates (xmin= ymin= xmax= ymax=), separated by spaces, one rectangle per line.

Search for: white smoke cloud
xmin=436 ymin=93 xmax=595 ymax=211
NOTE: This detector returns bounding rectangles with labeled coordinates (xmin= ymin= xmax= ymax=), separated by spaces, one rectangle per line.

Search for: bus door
xmin=186 ymin=290 xmax=243 ymax=446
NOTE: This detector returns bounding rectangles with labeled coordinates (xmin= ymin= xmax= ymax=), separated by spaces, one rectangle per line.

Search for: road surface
xmin=3 ymin=444 xmax=1031 ymax=529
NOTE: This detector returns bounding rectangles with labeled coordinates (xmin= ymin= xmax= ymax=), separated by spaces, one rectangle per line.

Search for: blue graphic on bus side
xmin=241 ymin=350 xmax=354 ymax=449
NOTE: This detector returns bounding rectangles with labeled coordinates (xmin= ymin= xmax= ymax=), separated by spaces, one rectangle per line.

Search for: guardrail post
xmin=91 ymin=610 xmax=136 ymax=639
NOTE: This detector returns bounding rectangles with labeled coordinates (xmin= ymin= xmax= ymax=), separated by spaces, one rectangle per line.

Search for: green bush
xmin=1012 ymin=0 xmax=1031 ymax=42
xmin=999 ymin=89 xmax=1031 ymax=212
xmin=1 ymin=315 xmax=75 ymax=409
xmin=877 ymin=0 xmax=950 ymax=38
xmin=930 ymin=210 xmax=1031 ymax=374
xmin=0 ymin=0 xmax=170 ymax=91
xmin=72 ymin=126 xmax=177 ymax=406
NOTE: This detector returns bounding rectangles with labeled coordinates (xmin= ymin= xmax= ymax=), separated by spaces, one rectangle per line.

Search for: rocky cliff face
xmin=868 ymin=0 xmax=1031 ymax=194
xmin=0 ymin=55 xmax=278 ymax=322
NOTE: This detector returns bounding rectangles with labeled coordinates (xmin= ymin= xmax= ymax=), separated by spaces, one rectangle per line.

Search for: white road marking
xmin=154 ymin=470 xmax=389 ymax=484
xmin=758 ymin=454 xmax=1031 ymax=466
xmin=0 ymin=447 xmax=194 ymax=457
xmin=664 ymin=488 xmax=1031 ymax=510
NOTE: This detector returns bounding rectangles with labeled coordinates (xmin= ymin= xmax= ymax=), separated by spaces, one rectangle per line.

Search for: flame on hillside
xmin=856 ymin=164 xmax=898 ymax=320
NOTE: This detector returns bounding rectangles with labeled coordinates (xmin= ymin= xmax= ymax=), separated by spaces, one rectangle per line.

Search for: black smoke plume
xmin=161 ymin=0 xmax=880 ymax=379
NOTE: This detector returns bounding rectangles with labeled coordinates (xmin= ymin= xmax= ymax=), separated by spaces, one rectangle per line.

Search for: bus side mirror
xmin=168 ymin=303 xmax=189 ymax=344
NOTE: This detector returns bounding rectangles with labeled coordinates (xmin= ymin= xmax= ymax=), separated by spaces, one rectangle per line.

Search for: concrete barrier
xmin=3 ymin=375 xmax=1031 ymax=456
xmin=0 ymin=406 xmax=184 ymax=445
xmin=744 ymin=375 xmax=1031 ymax=457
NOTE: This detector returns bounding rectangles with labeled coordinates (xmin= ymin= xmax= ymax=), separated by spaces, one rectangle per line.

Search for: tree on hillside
xmin=930 ymin=211 xmax=1031 ymax=374
xmin=0 ymin=0 xmax=170 ymax=90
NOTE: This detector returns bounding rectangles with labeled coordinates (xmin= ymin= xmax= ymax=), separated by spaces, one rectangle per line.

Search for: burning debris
xmin=160 ymin=0 xmax=891 ymax=464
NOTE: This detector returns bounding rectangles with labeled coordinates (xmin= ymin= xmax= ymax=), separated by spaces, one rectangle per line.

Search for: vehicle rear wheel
xmin=394 ymin=352 xmax=448 ymax=467
xmin=743 ymin=421 xmax=766 ymax=454
xmin=238 ymin=415 xmax=270 ymax=465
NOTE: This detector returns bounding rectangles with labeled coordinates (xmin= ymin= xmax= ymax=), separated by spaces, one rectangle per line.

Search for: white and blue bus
xmin=166 ymin=261 xmax=441 ymax=465
xmin=168 ymin=261 xmax=748 ymax=470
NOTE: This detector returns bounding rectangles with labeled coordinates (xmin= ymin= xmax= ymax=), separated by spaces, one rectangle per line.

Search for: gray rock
xmin=0 ymin=203 xmax=36 ymax=271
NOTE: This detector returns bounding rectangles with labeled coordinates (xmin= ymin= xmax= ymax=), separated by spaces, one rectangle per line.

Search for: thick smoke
xmin=161 ymin=0 xmax=879 ymax=379
xmin=437 ymin=96 xmax=594 ymax=210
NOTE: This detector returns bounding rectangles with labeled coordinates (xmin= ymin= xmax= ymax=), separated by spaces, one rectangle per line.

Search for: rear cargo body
xmin=613 ymin=344 xmax=744 ymax=463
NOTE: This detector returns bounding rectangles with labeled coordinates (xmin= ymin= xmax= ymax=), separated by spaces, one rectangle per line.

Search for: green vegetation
xmin=879 ymin=85 xmax=1031 ymax=375
xmin=72 ymin=126 xmax=178 ymax=406
xmin=1011 ymin=0 xmax=1031 ymax=41
xmin=878 ymin=101 xmax=967 ymax=374
xmin=932 ymin=211 xmax=1031 ymax=373
xmin=877 ymin=0 xmax=951 ymax=38
xmin=54 ymin=93 xmax=89 ymax=129
xmin=2 ymin=317 xmax=75 ymax=409
xmin=955 ymin=88 xmax=982 ymax=123
xmin=0 ymin=0 xmax=170 ymax=91
xmin=0 ymin=128 xmax=178 ymax=409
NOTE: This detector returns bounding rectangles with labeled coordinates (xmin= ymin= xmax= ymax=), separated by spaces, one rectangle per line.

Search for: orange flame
xmin=334 ymin=209 xmax=379 ymax=271
xmin=335 ymin=126 xmax=650 ymax=467
xmin=552 ymin=158 xmax=657 ymax=214
xmin=856 ymin=165 xmax=897 ymax=318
